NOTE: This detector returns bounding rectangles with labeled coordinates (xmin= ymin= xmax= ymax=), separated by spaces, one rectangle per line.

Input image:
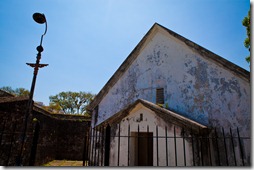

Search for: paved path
xmin=44 ymin=160 xmax=84 ymax=166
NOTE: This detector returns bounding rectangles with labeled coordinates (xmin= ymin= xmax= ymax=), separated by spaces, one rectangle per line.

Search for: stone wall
xmin=55 ymin=119 xmax=88 ymax=160
xmin=0 ymin=98 xmax=91 ymax=166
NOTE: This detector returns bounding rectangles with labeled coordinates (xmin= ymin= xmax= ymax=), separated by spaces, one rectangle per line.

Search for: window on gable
xmin=156 ymin=88 xmax=164 ymax=105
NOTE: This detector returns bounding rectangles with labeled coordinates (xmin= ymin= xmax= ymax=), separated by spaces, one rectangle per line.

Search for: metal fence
xmin=83 ymin=124 xmax=251 ymax=166
xmin=1 ymin=119 xmax=250 ymax=166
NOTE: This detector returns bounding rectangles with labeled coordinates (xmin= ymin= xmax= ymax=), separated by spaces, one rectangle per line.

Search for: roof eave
xmin=95 ymin=99 xmax=207 ymax=134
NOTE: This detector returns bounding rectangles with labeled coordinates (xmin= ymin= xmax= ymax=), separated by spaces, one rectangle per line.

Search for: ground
xmin=43 ymin=160 xmax=85 ymax=166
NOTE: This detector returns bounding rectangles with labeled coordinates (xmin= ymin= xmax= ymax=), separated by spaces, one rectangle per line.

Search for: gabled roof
xmin=87 ymin=23 xmax=250 ymax=111
xmin=0 ymin=89 xmax=15 ymax=97
xmin=97 ymin=99 xmax=207 ymax=134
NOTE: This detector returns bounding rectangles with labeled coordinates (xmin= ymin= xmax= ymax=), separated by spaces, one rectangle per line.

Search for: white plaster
xmin=108 ymin=104 xmax=194 ymax=166
xmin=95 ymin=30 xmax=250 ymax=136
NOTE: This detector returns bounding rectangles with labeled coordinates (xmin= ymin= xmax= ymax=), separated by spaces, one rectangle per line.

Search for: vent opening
xmin=156 ymin=88 xmax=164 ymax=105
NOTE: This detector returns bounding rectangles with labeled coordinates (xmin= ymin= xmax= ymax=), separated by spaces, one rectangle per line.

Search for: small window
xmin=156 ymin=88 xmax=164 ymax=104
xmin=140 ymin=113 xmax=143 ymax=121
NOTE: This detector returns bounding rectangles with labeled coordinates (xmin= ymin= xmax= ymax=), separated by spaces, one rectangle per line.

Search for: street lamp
xmin=16 ymin=12 xmax=48 ymax=166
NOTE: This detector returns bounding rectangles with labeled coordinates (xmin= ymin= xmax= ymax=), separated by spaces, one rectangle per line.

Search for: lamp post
xmin=16 ymin=13 xmax=48 ymax=166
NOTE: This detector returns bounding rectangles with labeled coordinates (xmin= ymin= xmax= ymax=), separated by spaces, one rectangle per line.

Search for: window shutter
xmin=156 ymin=88 xmax=164 ymax=104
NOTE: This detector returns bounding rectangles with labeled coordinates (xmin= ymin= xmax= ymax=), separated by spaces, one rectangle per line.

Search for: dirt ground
xmin=43 ymin=160 xmax=85 ymax=166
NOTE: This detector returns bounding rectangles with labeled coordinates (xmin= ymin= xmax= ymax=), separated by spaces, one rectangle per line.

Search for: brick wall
xmin=0 ymin=98 xmax=91 ymax=166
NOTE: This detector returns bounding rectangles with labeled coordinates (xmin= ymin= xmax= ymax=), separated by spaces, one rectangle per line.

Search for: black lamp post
xmin=16 ymin=12 xmax=48 ymax=166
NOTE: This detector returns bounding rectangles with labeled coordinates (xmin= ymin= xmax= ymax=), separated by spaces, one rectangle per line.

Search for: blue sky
xmin=0 ymin=0 xmax=251 ymax=105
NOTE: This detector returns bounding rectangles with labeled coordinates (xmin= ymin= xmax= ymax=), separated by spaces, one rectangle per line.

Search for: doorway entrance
xmin=133 ymin=132 xmax=153 ymax=166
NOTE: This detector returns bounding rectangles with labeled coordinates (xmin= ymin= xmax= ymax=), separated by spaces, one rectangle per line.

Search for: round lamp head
xmin=33 ymin=13 xmax=46 ymax=24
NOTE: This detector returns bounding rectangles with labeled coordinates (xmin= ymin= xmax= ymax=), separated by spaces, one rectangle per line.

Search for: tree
xmin=43 ymin=103 xmax=63 ymax=114
xmin=0 ymin=86 xmax=29 ymax=97
xmin=242 ymin=9 xmax=250 ymax=63
xmin=49 ymin=91 xmax=95 ymax=115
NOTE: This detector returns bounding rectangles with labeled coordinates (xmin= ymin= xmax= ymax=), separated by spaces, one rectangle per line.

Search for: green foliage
xmin=0 ymin=86 xmax=29 ymax=97
xmin=43 ymin=103 xmax=63 ymax=114
xmin=165 ymin=103 xmax=169 ymax=109
xmin=242 ymin=9 xmax=250 ymax=63
xmin=32 ymin=118 xmax=38 ymax=122
xmin=49 ymin=91 xmax=95 ymax=115
xmin=157 ymin=103 xmax=164 ymax=108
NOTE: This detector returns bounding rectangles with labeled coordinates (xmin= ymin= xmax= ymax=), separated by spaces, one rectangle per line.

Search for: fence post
xmin=156 ymin=125 xmax=159 ymax=166
xmin=104 ymin=124 xmax=111 ymax=166
xmin=117 ymin=123 xmax=120 ymax=166
xmin=200 ymin=135 xmax=203 ymax=166
xmin=127 ymin=124 xmax=130 ymax=166
xmin=29 ymin=121 xmax=40 ymax=166
xmin=222 ymin=127 xmax=229 ymax=166
xmin=214 ymin=128 xmax=221 ymax=166
xmin=97 ymin=126 xmax=102 ymax=166
xmin=87 ymin=128 xmax=92 ymax=166
xmin=182 ymin=128 xmax=186 ymax=166
xmin=191 ymin=129 xmax=195 ymax=166
xmin=165 ymin=126 xmax=168 ymax=166
xmin=237 ymin=127 xmax=245 ymax=166
xmin=100 ymin=127 xmax=104 ymax=166
xmin=207 ymin=133 xmax=212 ymax=166
xmin=94 ymin=128 xmax=98 ymax=165
xmin=174 ymin=126 xmax=177 ymax=166
xmin=229 ymin=128 xmax=237 ymax=166
xmin=90 ymin=128 xmax=95 ymax=166
xmin=137 ymin=124 xmax=140 ymax=166
xmin=83 ymin=130 xmax=88 ymax=166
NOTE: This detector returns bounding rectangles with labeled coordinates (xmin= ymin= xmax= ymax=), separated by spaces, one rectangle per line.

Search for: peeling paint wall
xmin=96 ymin=31 xmax=250 ymax=135
xmin=108 ymin=104 xmax=194 ymax=166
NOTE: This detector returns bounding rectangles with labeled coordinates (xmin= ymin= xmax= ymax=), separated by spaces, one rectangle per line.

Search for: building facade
xmin=87 ymin=23 xmax=251 ymax=166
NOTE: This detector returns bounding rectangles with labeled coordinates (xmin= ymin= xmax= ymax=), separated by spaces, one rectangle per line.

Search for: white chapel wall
xmin=97 ymin=30 xmax=250 ymax=136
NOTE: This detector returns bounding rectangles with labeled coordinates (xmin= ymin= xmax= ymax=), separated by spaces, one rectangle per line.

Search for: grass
xmin=43 ymin=160 xmax=85 ymax=166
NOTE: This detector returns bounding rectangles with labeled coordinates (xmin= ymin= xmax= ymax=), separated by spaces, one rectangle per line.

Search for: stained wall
xmin=108 ymin=103 xmax=195 ymax=166
xmin=94 ymin=30 xmax=250 ymax=136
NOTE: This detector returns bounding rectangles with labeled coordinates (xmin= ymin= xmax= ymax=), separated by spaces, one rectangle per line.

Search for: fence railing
xmin=83 ymin=124 xmax=251 ymax=166
xmin=1 ymin=119 xmax=250 ymax=166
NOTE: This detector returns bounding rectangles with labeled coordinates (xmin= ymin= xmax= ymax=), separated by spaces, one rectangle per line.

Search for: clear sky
xmin=0 ymin=0 xmax=251 ymax=106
